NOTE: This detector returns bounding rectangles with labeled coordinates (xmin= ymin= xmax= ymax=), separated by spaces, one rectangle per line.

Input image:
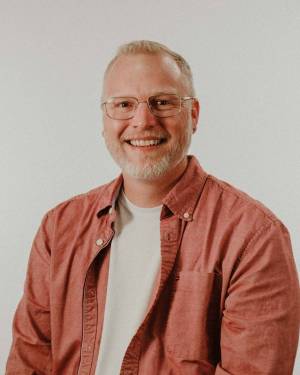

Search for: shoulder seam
xmin=233 ymin=220 xmax=279 ymax=276
xmin=206 ymin=175 xmax=278 ymax=225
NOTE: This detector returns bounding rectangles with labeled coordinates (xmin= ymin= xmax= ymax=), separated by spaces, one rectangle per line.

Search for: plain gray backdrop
xmin=1 ymin=0 xmax=299 ymax=372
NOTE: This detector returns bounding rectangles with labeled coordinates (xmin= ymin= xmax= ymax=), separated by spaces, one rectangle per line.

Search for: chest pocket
xmin=165 ymin=271 xmax=222 ymax=363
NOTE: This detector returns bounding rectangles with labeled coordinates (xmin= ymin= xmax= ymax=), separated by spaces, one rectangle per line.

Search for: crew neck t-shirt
xmin=95 ymin=191 xmax=162 ymax=374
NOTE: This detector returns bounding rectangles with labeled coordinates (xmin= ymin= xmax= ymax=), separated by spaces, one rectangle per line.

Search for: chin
xmin=122 ymin=158 xmax=172 ymax=180
xmin=122 ymin=151 xmax=187 ymax=180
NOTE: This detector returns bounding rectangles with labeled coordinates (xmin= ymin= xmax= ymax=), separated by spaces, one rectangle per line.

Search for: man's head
xmin=101 ymin=40 xmax=199 ymax=180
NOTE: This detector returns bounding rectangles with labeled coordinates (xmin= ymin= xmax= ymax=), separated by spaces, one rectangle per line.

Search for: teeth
xmin=129 ymin=139 xmax=161 ymax=147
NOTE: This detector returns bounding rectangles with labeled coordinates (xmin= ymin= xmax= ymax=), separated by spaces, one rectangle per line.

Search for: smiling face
xmin=102 ymin=53 xmax=199 ymax=180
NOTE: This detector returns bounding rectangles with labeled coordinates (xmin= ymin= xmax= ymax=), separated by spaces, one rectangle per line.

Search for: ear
xmin=191 ymin=99 xmax=200 ymax=133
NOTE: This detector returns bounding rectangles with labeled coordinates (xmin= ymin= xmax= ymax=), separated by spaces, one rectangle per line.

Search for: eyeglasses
xmin=101 ymin=94 xmax=195 ymax=120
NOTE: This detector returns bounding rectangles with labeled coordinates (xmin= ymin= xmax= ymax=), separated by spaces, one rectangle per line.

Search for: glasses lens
xmin=106 ymin=97 xmax=137 ymax=119
xmin=149 ymin=94 xmax=181 ymax=117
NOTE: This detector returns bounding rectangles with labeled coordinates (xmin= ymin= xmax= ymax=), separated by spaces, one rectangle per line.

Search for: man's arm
xmin=216 ymin=221 xmax=300 ymax=375
xmin=6 ymin=213 xmax=53 ymax=375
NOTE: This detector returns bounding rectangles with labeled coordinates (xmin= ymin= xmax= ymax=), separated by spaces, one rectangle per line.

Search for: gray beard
xmin=104 ymin=124 xmax=192 ymax=180
xmin=121 ymin=152 xmax=179 ymax=179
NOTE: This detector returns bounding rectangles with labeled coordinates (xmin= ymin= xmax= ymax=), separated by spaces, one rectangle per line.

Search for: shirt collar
xmin=96 ymin=174 xmax=123 ymax=218
xmin=96 ymin=155 xmax=208 ymax=221
xmin=162 ymin=155 xmax=208 ymax=221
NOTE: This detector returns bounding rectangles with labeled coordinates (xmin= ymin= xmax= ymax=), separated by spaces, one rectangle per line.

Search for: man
xmin=6 ymin=40 xmax=300 ymax=374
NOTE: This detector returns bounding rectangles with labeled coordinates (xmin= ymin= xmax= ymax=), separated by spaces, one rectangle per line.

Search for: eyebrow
xmin=106 ymin=91 xmax=180 ymax=99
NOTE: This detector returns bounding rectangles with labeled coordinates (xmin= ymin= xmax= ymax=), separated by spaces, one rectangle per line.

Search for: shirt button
xmin=183 ymin=212 xmax=190 ymax=219
xmin=88 ymin=289 xmax=96 ymax=297
xmin=96 ymin=238 xmax=104 ymax=246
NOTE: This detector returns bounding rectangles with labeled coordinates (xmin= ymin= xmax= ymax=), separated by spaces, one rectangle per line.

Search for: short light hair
xmin=103 ymin=40 xmax=196 ymax=96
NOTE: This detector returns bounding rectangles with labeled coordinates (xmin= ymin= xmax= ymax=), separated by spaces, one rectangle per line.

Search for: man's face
xmin=102 ymin=53 xmax=199 ymax=180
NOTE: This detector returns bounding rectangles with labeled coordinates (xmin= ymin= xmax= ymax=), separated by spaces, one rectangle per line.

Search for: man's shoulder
xmin=46 ymin=177 xmax=120 ymax=219
xmin=205 ymin=173 xmax=282 ymax=226
xmin=186 ymin=156 xmax=282 ymax=226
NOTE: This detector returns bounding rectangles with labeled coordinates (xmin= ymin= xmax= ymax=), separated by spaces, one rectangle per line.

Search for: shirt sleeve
xmin=216 ymin=220 xmax=300 ymax=375
xmin=6 ymin=212 xmax=53 ymax=375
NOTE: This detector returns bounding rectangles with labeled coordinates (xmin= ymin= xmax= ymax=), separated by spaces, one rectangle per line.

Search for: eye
xmin=116 ymin=100 xmax=132 ymax=108
xmin=111 ymin=98 xmax=135 ymax=112
xmin=154 ymin=98 xmax=172 ymax=107
xmin=157 ymin=99 xmax=168 ymax=106
xmin=150 ymin=95 xmax=179 ymax=110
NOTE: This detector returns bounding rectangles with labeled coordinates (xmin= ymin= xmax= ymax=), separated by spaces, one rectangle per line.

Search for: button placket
xmin=78 ymin=262 xmax=98 ymax=375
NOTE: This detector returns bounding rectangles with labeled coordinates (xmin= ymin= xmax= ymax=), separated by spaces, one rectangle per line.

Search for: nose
xmin=132 ymin=101 xmax=157 ymax=128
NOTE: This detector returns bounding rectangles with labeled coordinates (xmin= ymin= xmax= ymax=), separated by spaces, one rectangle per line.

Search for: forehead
xmin=103 ymin=53 xmax=187 ymax=98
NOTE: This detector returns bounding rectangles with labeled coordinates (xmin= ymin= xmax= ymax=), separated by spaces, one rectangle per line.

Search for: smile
xmin=125 ymin=138 xmax=166 ymax=147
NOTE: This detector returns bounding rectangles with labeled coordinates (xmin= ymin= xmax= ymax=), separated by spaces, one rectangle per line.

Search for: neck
xmin=122 ymin=157 xmax=188 ymax=208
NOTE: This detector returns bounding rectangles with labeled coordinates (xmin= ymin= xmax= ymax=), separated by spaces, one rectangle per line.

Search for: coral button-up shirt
xmin=6 ymin=156 xmax=300 ymax=374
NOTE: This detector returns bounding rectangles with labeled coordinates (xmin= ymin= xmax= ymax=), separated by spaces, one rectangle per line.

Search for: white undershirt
xmin=95 ymin=191 xmax=162 ymax=375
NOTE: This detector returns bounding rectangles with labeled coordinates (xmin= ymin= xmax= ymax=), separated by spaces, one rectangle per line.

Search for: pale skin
xmin=102 ymin=53 xmax=200 ymax=207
